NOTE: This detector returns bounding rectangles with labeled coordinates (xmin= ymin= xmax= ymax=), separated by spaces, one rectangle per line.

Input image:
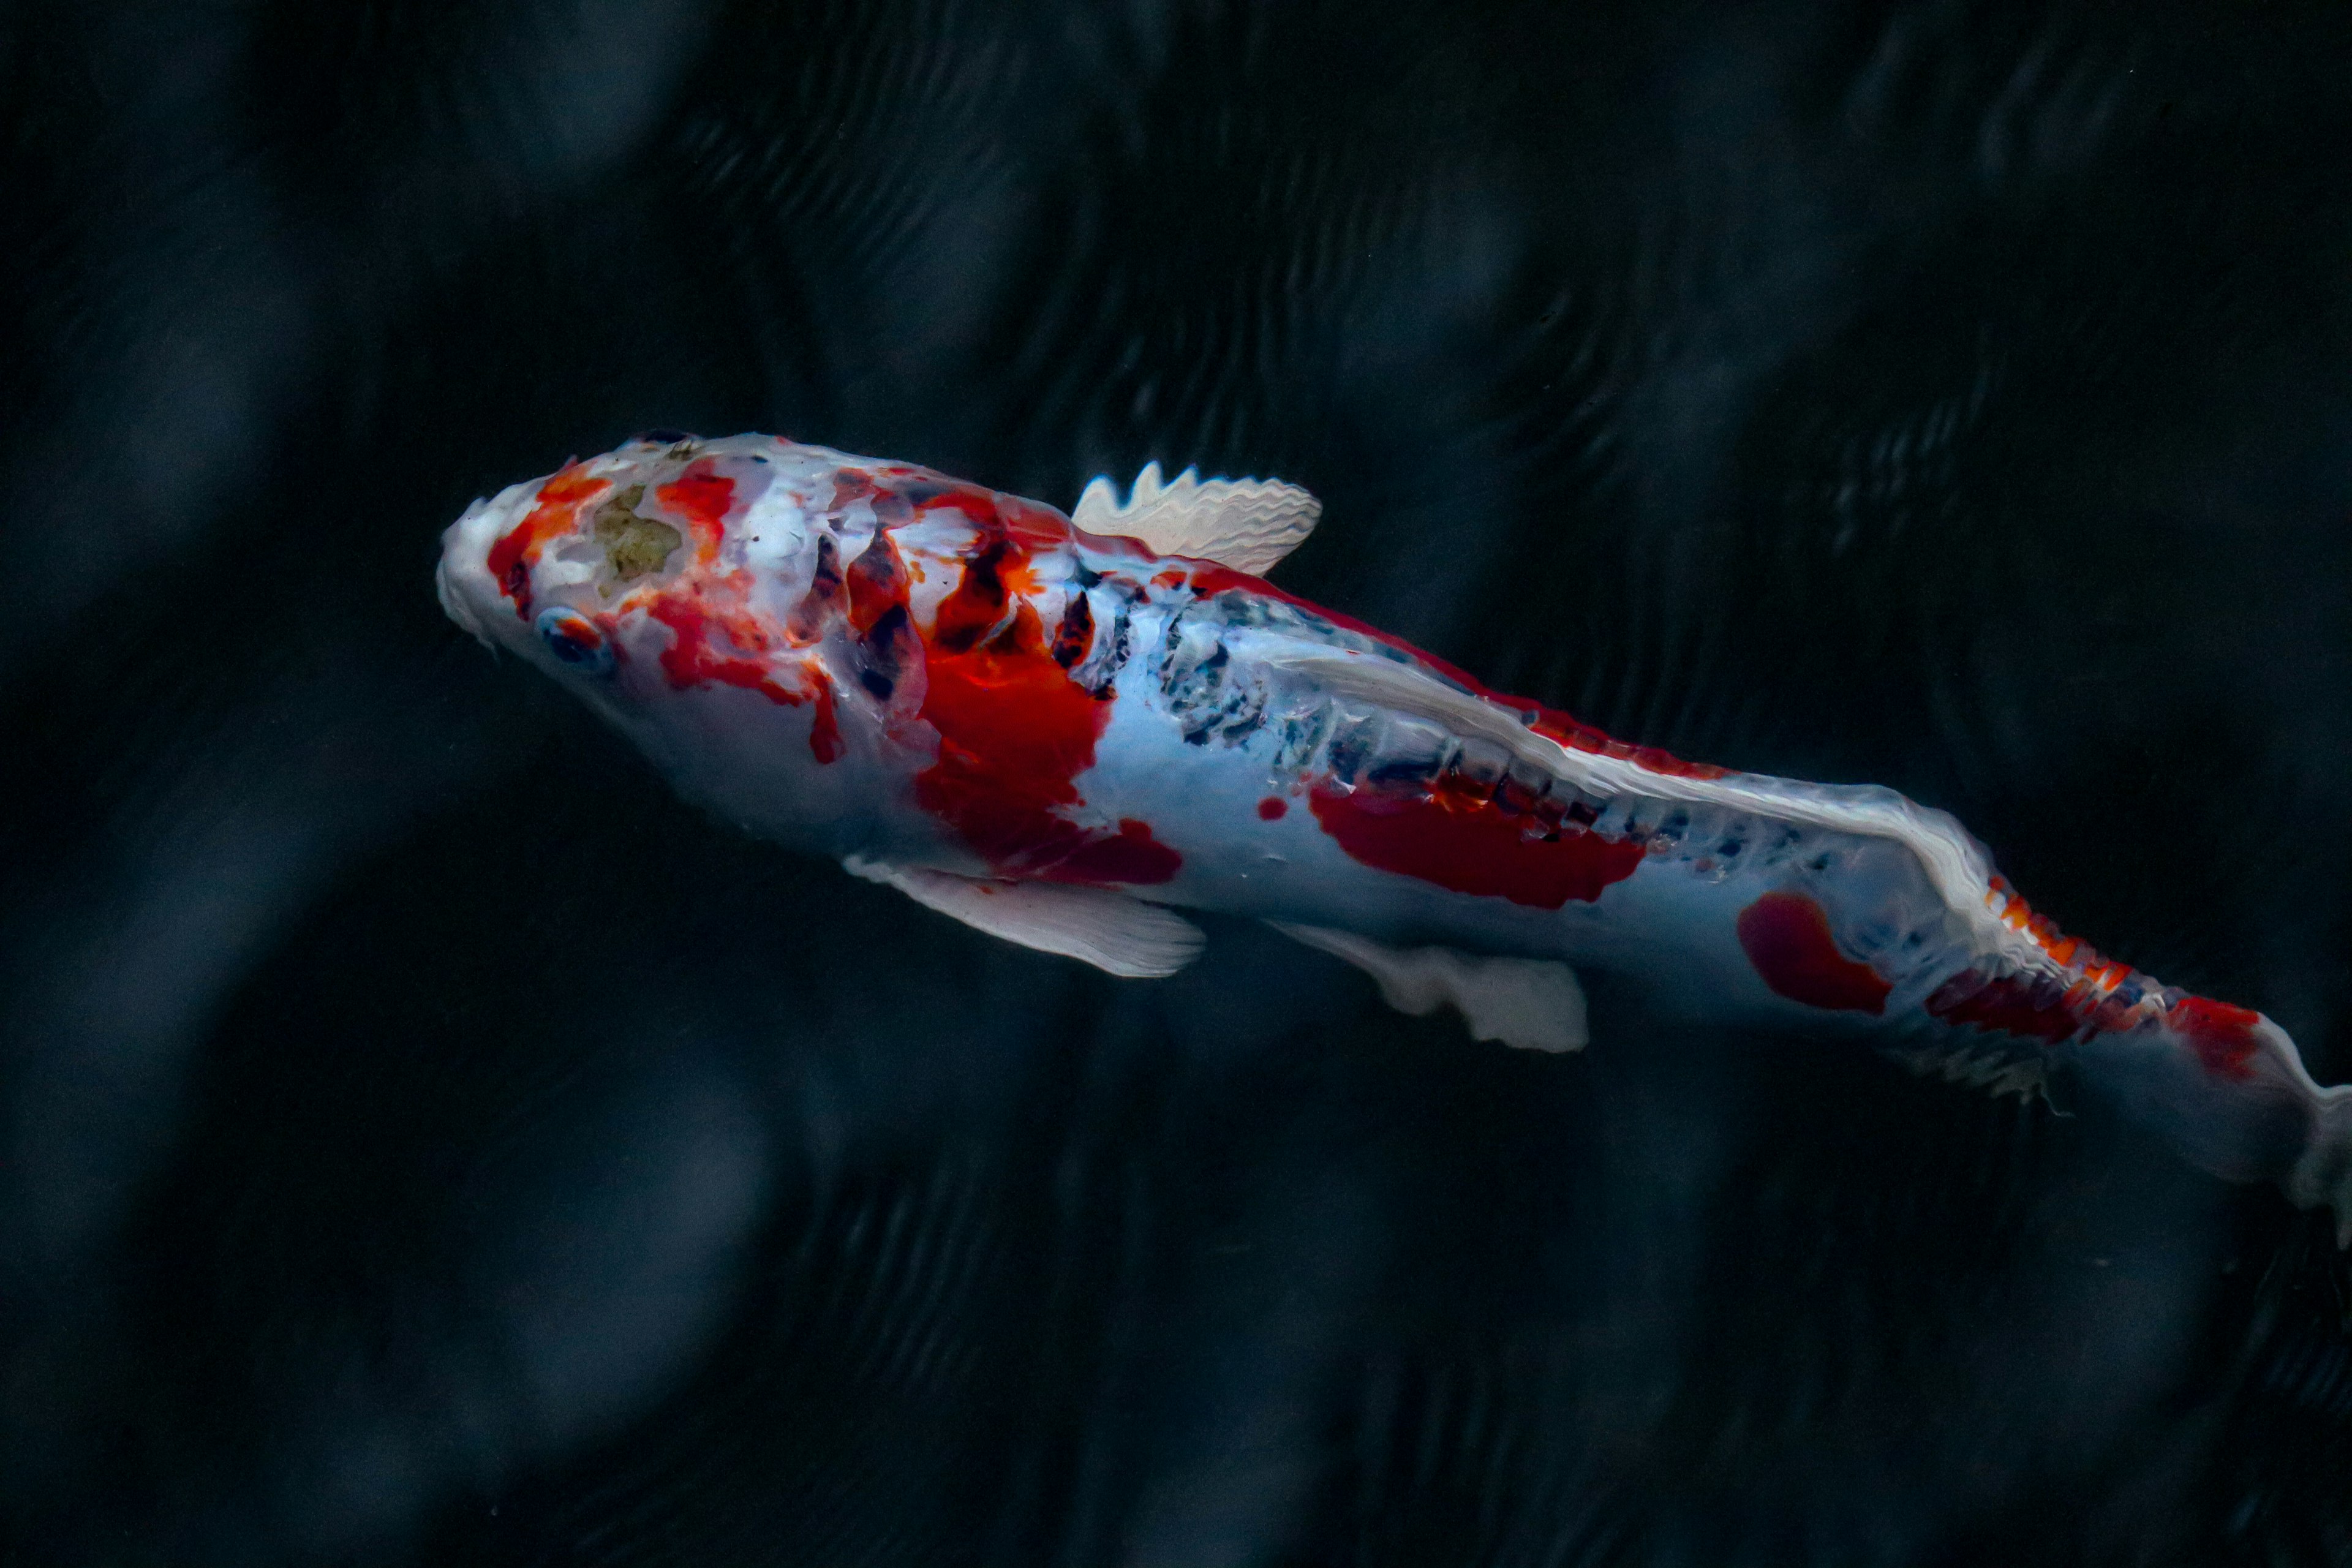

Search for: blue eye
xmin=535 ymin=607 xmax=615 ymax=675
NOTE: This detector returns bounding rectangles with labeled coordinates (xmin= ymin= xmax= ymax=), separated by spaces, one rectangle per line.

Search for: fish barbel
xmin=438 ymin=432 xmax=2352 ymax=1239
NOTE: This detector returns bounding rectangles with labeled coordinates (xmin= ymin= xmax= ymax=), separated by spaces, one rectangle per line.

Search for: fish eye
xmin=535 ymin=607 xmax=614 ymax=675
xmin=633 ymin=428 xmax=695 ymax=445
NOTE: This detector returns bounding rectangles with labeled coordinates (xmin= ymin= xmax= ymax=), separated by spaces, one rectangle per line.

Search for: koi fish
xmin=438 ymin=432 xmax=2352 ymax=1240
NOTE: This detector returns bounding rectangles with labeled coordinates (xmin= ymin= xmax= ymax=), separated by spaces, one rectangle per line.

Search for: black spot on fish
xmin=784 ymin=534 xmax=844 ymax=643
xmin=1366 ymin=758 xmax=1441 ymax=787
xmin=857 ymin=603 xmax=918 ymax=702
xmin=1051 ymin=592 xmax=1094 ymax=669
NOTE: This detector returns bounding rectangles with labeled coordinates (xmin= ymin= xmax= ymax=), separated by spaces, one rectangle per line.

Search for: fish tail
xmin=2068 ymin=1006 xmax=2352 ymax=1243
xmin=2288 ymin=1088 xmax=2352 ymax=1250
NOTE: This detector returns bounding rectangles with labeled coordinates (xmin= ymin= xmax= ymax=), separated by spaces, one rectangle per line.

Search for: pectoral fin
xmin=844 ymin=856 xmax=1205 ymax=978
xmin=1886 ymin=1037 xmax=2055 ymax=1107
xmin=1071 ymin=462 xmax=1322 ymax=576
xmin=1270 ymin=922 xmax=1588 ymax=1052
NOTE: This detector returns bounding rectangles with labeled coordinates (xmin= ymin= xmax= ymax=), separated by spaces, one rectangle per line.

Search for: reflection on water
xmin=5 ymin=1 xmax=2351 ymax=1562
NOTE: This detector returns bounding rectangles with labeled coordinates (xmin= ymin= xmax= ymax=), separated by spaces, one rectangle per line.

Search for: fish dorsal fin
xmin=1071 ymin=461 xmax=1322 ymax=575
xmin=1266 ymin=646 xmax=2002 ymax=929
xmin=1270 ymin=921 xmax=1588 ymax=1052
xmin=844 ymin=856 xmax=1205 ymax=978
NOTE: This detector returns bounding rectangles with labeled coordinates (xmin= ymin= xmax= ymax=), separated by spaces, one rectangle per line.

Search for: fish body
xmin=439 ymin=432 xmax=2352 ymax=1235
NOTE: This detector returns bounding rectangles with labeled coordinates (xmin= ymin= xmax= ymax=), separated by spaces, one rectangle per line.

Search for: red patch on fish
xmin=1050 ymin=817 xmax=1184 ymax=883
xmin=647 ymin=592 xmax=805 ymax=709
xmin=644 ymin=590 xmax=837 ymax=763
xmin=845 ymin=533 xmax=909 ymax=635
xmin=2170 ymin=994 xmax=2263 ymax=1080
xmin=1736 ymin=892 xmax=1891 ymax=1014
xmin=605 ymin=460 xmax=835 ymax=763
xmin=806 ymin=665 xmax=842 ymax=763
xmin=1982 ymin=875 xmax=2116 ymax=976
xmin=930 ymin=508 xmax=1024 ymax=652
xmin=1924 ymin=968 xmax=2079 ymax=1043
xmin=655 ymin=459 xmax=736 ymax=564
xmin=1257 ymin=796 xmax=1288 ymax=820
xmin=487 ymin=467 xmax=611 ymax=616
xmin=911 ymin=533 xmax=1179 ymax=886
xmin=917 ymin=483 xmax=1070 ymax=554
xmin=1307 ymin=777 xmax=1642 ymax=908
xmin=827 ymin=467 xmax=876 ymax=510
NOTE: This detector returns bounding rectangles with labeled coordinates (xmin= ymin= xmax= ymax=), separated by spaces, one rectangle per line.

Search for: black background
xmin=6 ymin=1 xmax=2352 ymax=1562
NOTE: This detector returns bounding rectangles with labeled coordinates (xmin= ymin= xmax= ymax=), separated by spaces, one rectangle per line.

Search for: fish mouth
xmin=437 ymin=503 xmax=497 ymax=648
xmin=437 ymin=554 xmax=491 ymax=649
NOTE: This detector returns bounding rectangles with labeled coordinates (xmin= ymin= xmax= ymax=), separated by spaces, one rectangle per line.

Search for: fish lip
xmin=436 ymin=500 xmax=499 ymax=649
xmin=435 ymin=551 xmax=494 ymax=648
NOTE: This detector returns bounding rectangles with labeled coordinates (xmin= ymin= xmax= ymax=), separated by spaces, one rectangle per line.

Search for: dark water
xmin=7 ymin=2 xmax=2352 ymax=1562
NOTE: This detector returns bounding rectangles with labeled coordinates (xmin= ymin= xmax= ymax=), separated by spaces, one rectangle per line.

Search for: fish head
xmin=437 ymin=432 xmax=801 ymax=658
xmin=437 ymin=432 xmax=878 ymax=846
